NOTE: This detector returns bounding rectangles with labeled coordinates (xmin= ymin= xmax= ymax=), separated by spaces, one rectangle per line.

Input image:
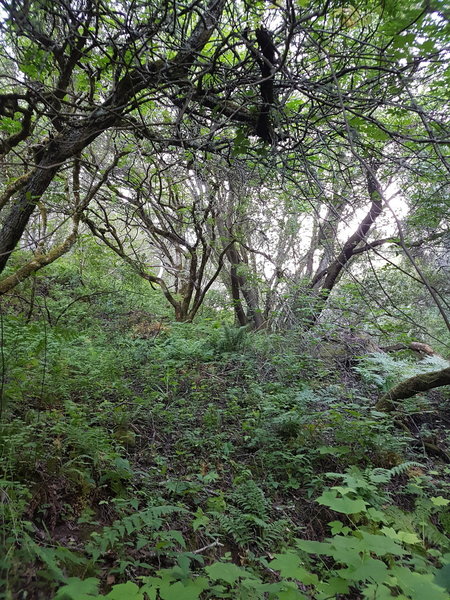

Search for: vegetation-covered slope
xmin=1 ymin=254 xmax=449 ymax=600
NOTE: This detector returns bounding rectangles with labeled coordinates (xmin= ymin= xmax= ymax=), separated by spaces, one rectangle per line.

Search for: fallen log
xmin=375 ymin=366 xmax=450 ymax=412
xmin=382 ymin=342 xmax=438 ymax=356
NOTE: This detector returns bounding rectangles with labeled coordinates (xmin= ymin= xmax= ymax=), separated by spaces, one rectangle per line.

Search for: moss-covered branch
xmin=376 ymin=366 xmax=450 ymax=412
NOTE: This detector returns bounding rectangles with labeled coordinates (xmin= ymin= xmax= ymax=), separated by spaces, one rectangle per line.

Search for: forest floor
xmin=1 ymin=304 xmax=450 ymax=599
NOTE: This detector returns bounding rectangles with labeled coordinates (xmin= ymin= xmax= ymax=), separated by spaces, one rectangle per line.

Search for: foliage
xmin=1 ymin=0 xmax=450 ymax=595
xmin=355 ymin=353 xmax=450 ymax=392
xmin=1 ymin=275 xmax=449 ymax=597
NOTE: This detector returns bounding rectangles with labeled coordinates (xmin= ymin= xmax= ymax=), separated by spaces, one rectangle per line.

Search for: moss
xmin=376 ymin=367 xmax=450 ymax=411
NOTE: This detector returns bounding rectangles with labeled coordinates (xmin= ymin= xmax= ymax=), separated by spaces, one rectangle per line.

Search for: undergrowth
xmin=1 ymin=271 xmax=449 ymax=599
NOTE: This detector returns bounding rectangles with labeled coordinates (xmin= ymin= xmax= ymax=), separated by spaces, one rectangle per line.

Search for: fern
xmin=414 ymin=497 xmax=450 ymax=549
xmin=85 ymin=505 xmax=186 ymax=560
xmin=212 ymin=511 xmax=255 ymax=547
xmin=369 ymin=461 xmax=424 ymax=483
xmin=385 ymin=496 xmax=450 ymax=551
xmin=215 ymin=324 xmax=249 ymax=354
xmin=210 ymin=480 xmax=288 ymax=550
xmin=355 ymin=351 xmax=450 ymax=391
xmin=231 ymin=480 xmax=268 ymax=520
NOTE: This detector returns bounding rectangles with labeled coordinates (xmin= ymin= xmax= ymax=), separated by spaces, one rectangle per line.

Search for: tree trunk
xmin=303 ymin=168 xmax=384 ymax=328
xmin=0 ymin=165 xmax=58 ymax=272
xmin=318 ymin=170 xmax=383 ymax=293
xmin=225 ymin=244 xmax=263 ymax=329
xmin=375 ymin=367 xmax=450 ymax=412
xmin=230 ymin=264 xmax=248 ymax=326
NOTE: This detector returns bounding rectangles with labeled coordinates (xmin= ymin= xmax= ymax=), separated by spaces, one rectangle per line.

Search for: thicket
xmin=0 ymin=250 xmax=449 ymax=600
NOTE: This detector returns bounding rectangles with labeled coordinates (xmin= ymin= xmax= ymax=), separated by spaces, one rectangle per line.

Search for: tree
xmin=376 ymin=366 xmax=450 ymax=412
xmin=0 ymin=0 xmax=251 ymax=274
xmin=83 ymin=152 xmax=228 ymax=321
xmin=1 ymin=0 xmax=449 ymax=335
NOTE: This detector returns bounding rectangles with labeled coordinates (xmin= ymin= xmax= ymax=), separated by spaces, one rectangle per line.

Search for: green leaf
xmin=205 ymin=562 xmax=256 ymax=585
xmin=338 ymin=557 xmax=388 ymax=583
xmin=431 ymin=496 xmax=450 ymax=507
xmin=270 ymin=553 xmax=318 ymax=584
xmin=166 ymin=530 xmax=186 ymax=548
xmin=393 ymin=33 xmax=416 ymax=48
xmin=391 ymin=566 xmax=449 ymax=600
xmin=365 ymin=125 xmax=389 ymax=141
xmin=362 ymin=582 xmax=398 ymax=599
xmin=0 ymin=117 xmax=22 ymax=134
xmin=366 ymin=508 xmax=387 ymax=523
xmin=106 ymin=582 xmax=145 ymax=599
xmin=232 ymin=129 xmax=250 ymax=156
xmin=317 ymin=577 xmax=350 ymax=597
xmin=316 ymin=490 xmax=367 ymax=514
xmin=329 ymin=521 xmax=352 ymax=535
xmin=381 ymin=528 xmax=421 ymax=545
xmin=140 ymin=577 xmax=161 ymax=600
xmin=192 ymin=508 xmax=210 ymax=531
xmin=54 ymin=578 xmax=100 ymax=600
xmin=241 ymin=580 xmax=285 ymax=593
xmin=355 ymin=532 xmax=405 ymax=556
xmin=434 ymin=563 xmax=450 ymax=592
xmin=295 ymin=539 xmax=333 ymax=555
xmin=159 ymin=579 xmax=209 ymax=600
xmin=275 ymin=588 xmax=307 ymax=600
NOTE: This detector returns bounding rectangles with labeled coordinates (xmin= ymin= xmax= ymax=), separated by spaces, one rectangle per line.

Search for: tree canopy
xmin=1 ymin=0 xmax=449 ymax=330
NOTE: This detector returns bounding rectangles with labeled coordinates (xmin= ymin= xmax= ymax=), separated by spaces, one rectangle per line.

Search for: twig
xmin=192 ymin=539 xmax=224 ymax=554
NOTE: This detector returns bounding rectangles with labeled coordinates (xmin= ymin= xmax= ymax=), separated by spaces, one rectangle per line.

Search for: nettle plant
xmin=52 ymin=464 xmax=449 ymax=600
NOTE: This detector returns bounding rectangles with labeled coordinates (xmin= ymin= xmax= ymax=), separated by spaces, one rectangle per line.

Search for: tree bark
xmin=225 ymin=243 xmax=264 ymax=329
xmin=302 ymin=168 xmax=384 ymax=329
xmin=0 ymin=224 xmax=78 ymax=295
xmin=375 ymin=367 xmax=450 ymax=412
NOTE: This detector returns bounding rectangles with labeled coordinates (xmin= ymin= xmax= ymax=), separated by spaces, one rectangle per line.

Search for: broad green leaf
xmin=355 ymin=532 xmax=405 ymax=557
xmin=338 ymin=557 xmax=388 ymax=583
xmin=434 ymin=563 xmax=450 ymax=592
xmin=395 ymin=531 xmax=421 ymax=545
xmin=270 ymin=553 xmax=318 ymax=584
xmin=381 ymin=527 xmax=422 ymax=544
xmin=140 ymin=577 xmax=161 ymax=600
xmin=431 ymin=496 xmax=450 ymax=507
xmin=316 ymin=490 xmax=367 ymax=514
xmin=392 ymin=33 xmax=416 ymax=48
xmin=317 ymin=577 xmax=350 ymax=596
xmin=192 ymin=509 xmax=210 ymax=531
xmin=205 ymin=562 xmax=256 ymax=585
xmin=54 ymin=577 xmax=100 ymax=599
xmin=365 ymin=125 xmax=390 ymax=141
xmin=363 ymin=582 xmax=398 ymax=599
xmin=241 ymin=580 xmax=285 ymax=593
xmin=106 ymin=582 xmax=145 ymax=599
xmin=159 ymin=579 xmax=208 ymax=600
xmin=329 ymin=521 xmax=351 ymax=535
xmin=295 ymin=539 xmax=333 ymax=555
xmin=166 ymin=530 xmax=186 ymax=548
xmin=275 ymin=586 xmax=308 ymax=599
xmin=391 ymin=567 xmax=449 ymax=600
xmin=366 ymin=508 xmax=387 ymax=522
